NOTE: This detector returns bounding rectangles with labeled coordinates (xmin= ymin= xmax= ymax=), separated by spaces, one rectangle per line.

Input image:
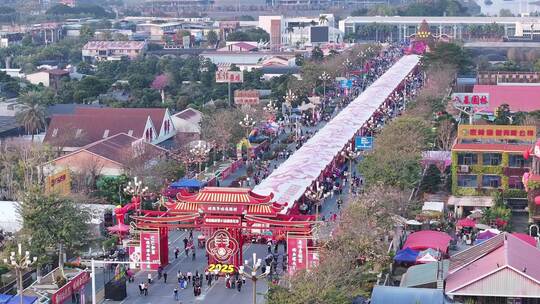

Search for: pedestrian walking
xmin=237 ymin=278 xmax=242 ymax=292
xmin=163 ymin=272 xmax=167 ymax=283
xmin=183 ymin=237 xmax=188 ymax=248
xmin=143 ymin=283 xmax=148 ymax=296
xmin=174 ymin=247 xmax=180 ymax=259
xmin=177 ymin=271 xmax=182 ymax=283
xmin=187 ymin=271 xmax=192 ymax=283
xmin=138 ymin=282 xmax=144 ymax=296
xmin=147 ymin=273 xmax=152 ymax=284
xmin=192 ymin=250 xmax=196 ymax=260
xmin=173 ymin=288 xmax=178 ymax=300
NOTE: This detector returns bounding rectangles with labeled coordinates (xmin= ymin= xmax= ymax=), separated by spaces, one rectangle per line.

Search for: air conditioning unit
xmin=458 ymin=165 xmax=469 ymax=173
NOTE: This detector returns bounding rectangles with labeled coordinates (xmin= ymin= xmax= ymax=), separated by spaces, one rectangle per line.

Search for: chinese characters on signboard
xmin=203 ymin=216 xmax=241 ymax=227
xmin=234 ymin=90 xmax=259 ymax=105
xmin=45 ymin=169 xmax=71 ymax=195
xmin=451 ymin=93 xmax=489 ymax=108
xmin=457 ymin=125 xmax=537 ymax=141
xmin=287 ymin=237 xmax=308 ymax=275
xmin=216 ymin=70 xmax=244 ymax=83
xmin=140 ymin=231 xmax=160 ymax=270
xmin=51 ymin=271 xmax=90 ymax=304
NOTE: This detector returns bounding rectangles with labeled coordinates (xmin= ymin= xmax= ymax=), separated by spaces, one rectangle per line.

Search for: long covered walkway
xmin=253 ymin=54 xmax=421 ymax=213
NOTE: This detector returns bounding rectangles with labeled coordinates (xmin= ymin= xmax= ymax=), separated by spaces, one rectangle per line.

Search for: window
xmin=482 ymin=175 xmax=501 ymax=188
xmin=483 ymin=153 xmax=502 ymax=166
xmin=509 ymin=154 xmax=528 ymax=168
xmin=457 ymin=153 xmax=478 ymax=165
xmin=508 ymin=176 xmax=524 ymax=189
xmin=457 ymin=175 xmax=477 ymax=187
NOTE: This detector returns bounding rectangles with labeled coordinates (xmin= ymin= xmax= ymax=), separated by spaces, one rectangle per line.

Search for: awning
xmin=422 ymin=201 xmax=444 ymax=213
xmin=456 ymin=218 xmax=476 ymax=228
xmin=448 ymin=196 xmax=493 ymax=207
xmin=394 ymin=247 xmax=419 ymax=263
xmin=170 ymin=178 xmax=205 ymax=189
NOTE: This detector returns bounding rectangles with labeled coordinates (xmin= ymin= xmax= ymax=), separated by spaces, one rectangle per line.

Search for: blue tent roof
xmin=6 ymin=296 xmax=38 ymax=304
xmin=394 ymin=247 xmax=419 ymax=263
xmin=0 ymin=295 xmax=12 ymax=304
xmin=170 ymin=179 xmax=204 ymax=189
xmin=371 ymin=286 xmax=453 ymax=304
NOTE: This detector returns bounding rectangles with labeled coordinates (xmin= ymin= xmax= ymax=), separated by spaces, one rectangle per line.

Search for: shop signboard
xmin=216 ymin=70 xmax=243 ymax=83
xmin=51 ymin=271 xmax=90 ymax=304
xmin=287 ymin=236 xmax=308 ymax=275
xmin=140 ymin=231 xmax=160 ymax=270
xmin=234 ymin=90 xmax=259 ymax=105
xmin=451 ymin=93 xmax=489 ymax=108
xmin=457 ymin=125 xmax=536 ymax=141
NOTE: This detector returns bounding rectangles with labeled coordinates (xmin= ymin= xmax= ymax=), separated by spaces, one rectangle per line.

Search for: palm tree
xmin=15 ymin=91 xmax=47 ymax=142
xmin=286 ymin=25 xmax=295 ymax=46
xmin=318 ymin=15 xmax=328 ymax=25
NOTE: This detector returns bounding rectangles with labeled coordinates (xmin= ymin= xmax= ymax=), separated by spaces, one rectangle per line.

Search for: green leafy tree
xmin=80 ymin=24 xmax=95 ymax=42
xmin=311 ymin=46 xmax=324 ymax=61
xmin=15 ymin=91 xmax=47 ymax=141
xmin=422 ymin=42 xmax=473 ymax=74
xmin=420 ymin=164 xmax=442 ymax=193
xmin=96 ymin=175 xmax=131 ymax=205
xmin=359 ymin=116 xmax=432 ymax=189
xmin=17 ymin=188 xmax=91 ymax=263
xmin=207 ymin=30 xmax=219 ymax=46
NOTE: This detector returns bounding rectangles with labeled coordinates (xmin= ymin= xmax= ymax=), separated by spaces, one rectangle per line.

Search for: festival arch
xmin=117 ymin=187 xmax=316 ymax=274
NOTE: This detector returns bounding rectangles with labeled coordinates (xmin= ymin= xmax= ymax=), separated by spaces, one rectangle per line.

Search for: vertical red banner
xmin=307 ymin=248 xmax=320 ymax=269
xmin=140 ymin=231 xmax=160 ymax=270
xmin=287 ymin=237 xmax=308 ymax=275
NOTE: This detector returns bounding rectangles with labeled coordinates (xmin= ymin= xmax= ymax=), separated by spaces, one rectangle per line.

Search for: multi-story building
xmin=450 ymin=124 xmax=535 ymax=216
xmin=82 ymin=41 xmax=147 ymax=62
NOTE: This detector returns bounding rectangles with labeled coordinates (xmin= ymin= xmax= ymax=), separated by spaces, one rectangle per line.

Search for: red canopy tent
xmin=403 ymin=230 xmax=452 ymax=253
xmin=512 ymin=233 xmax=537 ymax=247
xmin=456 ymin=218 xmax=476 ymax=228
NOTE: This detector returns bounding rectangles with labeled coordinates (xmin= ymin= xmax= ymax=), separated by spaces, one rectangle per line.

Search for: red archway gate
xmin=132 ymin=187 xmax=315 ymax=273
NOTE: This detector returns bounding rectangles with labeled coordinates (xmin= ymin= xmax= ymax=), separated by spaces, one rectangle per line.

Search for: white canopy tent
xmin=253 ymin=55 xmax=421 ymax=214
xmin=422 ymin=201 xmax=444 ymax=213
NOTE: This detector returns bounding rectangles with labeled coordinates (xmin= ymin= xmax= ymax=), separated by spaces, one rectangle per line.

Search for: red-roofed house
xmin=473 ymin=84 xmax=540 ymax=113
xmin=44 ymin=108 xmax=175 ymax=152
xmin=44 ymin=133 xmax=166 ymax=176
xmin=445 ymin=232 xmax=540 ymax=302
xmin=75 ymin=107 xmax=175 ymax=142
xmin=218 ymin=42 xmax=258 ymax=52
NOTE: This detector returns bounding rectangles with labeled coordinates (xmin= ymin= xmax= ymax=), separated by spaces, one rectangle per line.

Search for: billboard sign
xmin=216 ymin=70 xmax=243 ymax=83
xmin=45 ymin=169 xmax=71 ymax=195
xmin=51 ymin=271 xmax=90 ymax=304
xmin=355 ymin=136 xmax=373 ymax=150
xmin=234 ymin=90 xmax=259 ymax=105
xmin=287 ymin=236 xmax=308 ymax=275
xmin=452 ymin=93 xmax=489 ymax=108
xmin=140 ymin=231 xmax=160 ymax=270
xmin=457 ymin=125 xmax=536 ymax=141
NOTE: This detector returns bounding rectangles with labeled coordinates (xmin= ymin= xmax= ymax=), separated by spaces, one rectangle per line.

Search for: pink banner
xmin=140 ymin=231 xmax=160 ymax=270
xmin=287 ymin=237 xmax=308 ymax=275
xmin=51 ymin=271 xmax=90 ymax=304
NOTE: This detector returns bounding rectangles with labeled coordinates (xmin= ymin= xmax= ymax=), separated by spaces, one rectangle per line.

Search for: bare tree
xmin=437 ymin=119 xmax=457 ymax=151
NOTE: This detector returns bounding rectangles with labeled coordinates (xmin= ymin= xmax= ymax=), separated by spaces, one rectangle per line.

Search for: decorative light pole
xmin=342 ymin=58 xmax=352 ymax=77
xmin=263 ymin=100 xmax=279 ymax=119
xmin=318 ymin=71 xmax=331 ymax=98
xmin=238 ymin=252 xmax=271 ymax=304
xmin=341 ymin=145 xmax=362 ymax=193
xmin=284 ymin=89 xmax=297 ymax=117
xmin=3 ymin=244 xmax=37 ymax=304
xmin=190 ymin=141 xmax=211 ymax=173
xmin=239 ymin=113 xmax=256 ymax=138
xmin=124 ymin=176 xmax=148 ymax=215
